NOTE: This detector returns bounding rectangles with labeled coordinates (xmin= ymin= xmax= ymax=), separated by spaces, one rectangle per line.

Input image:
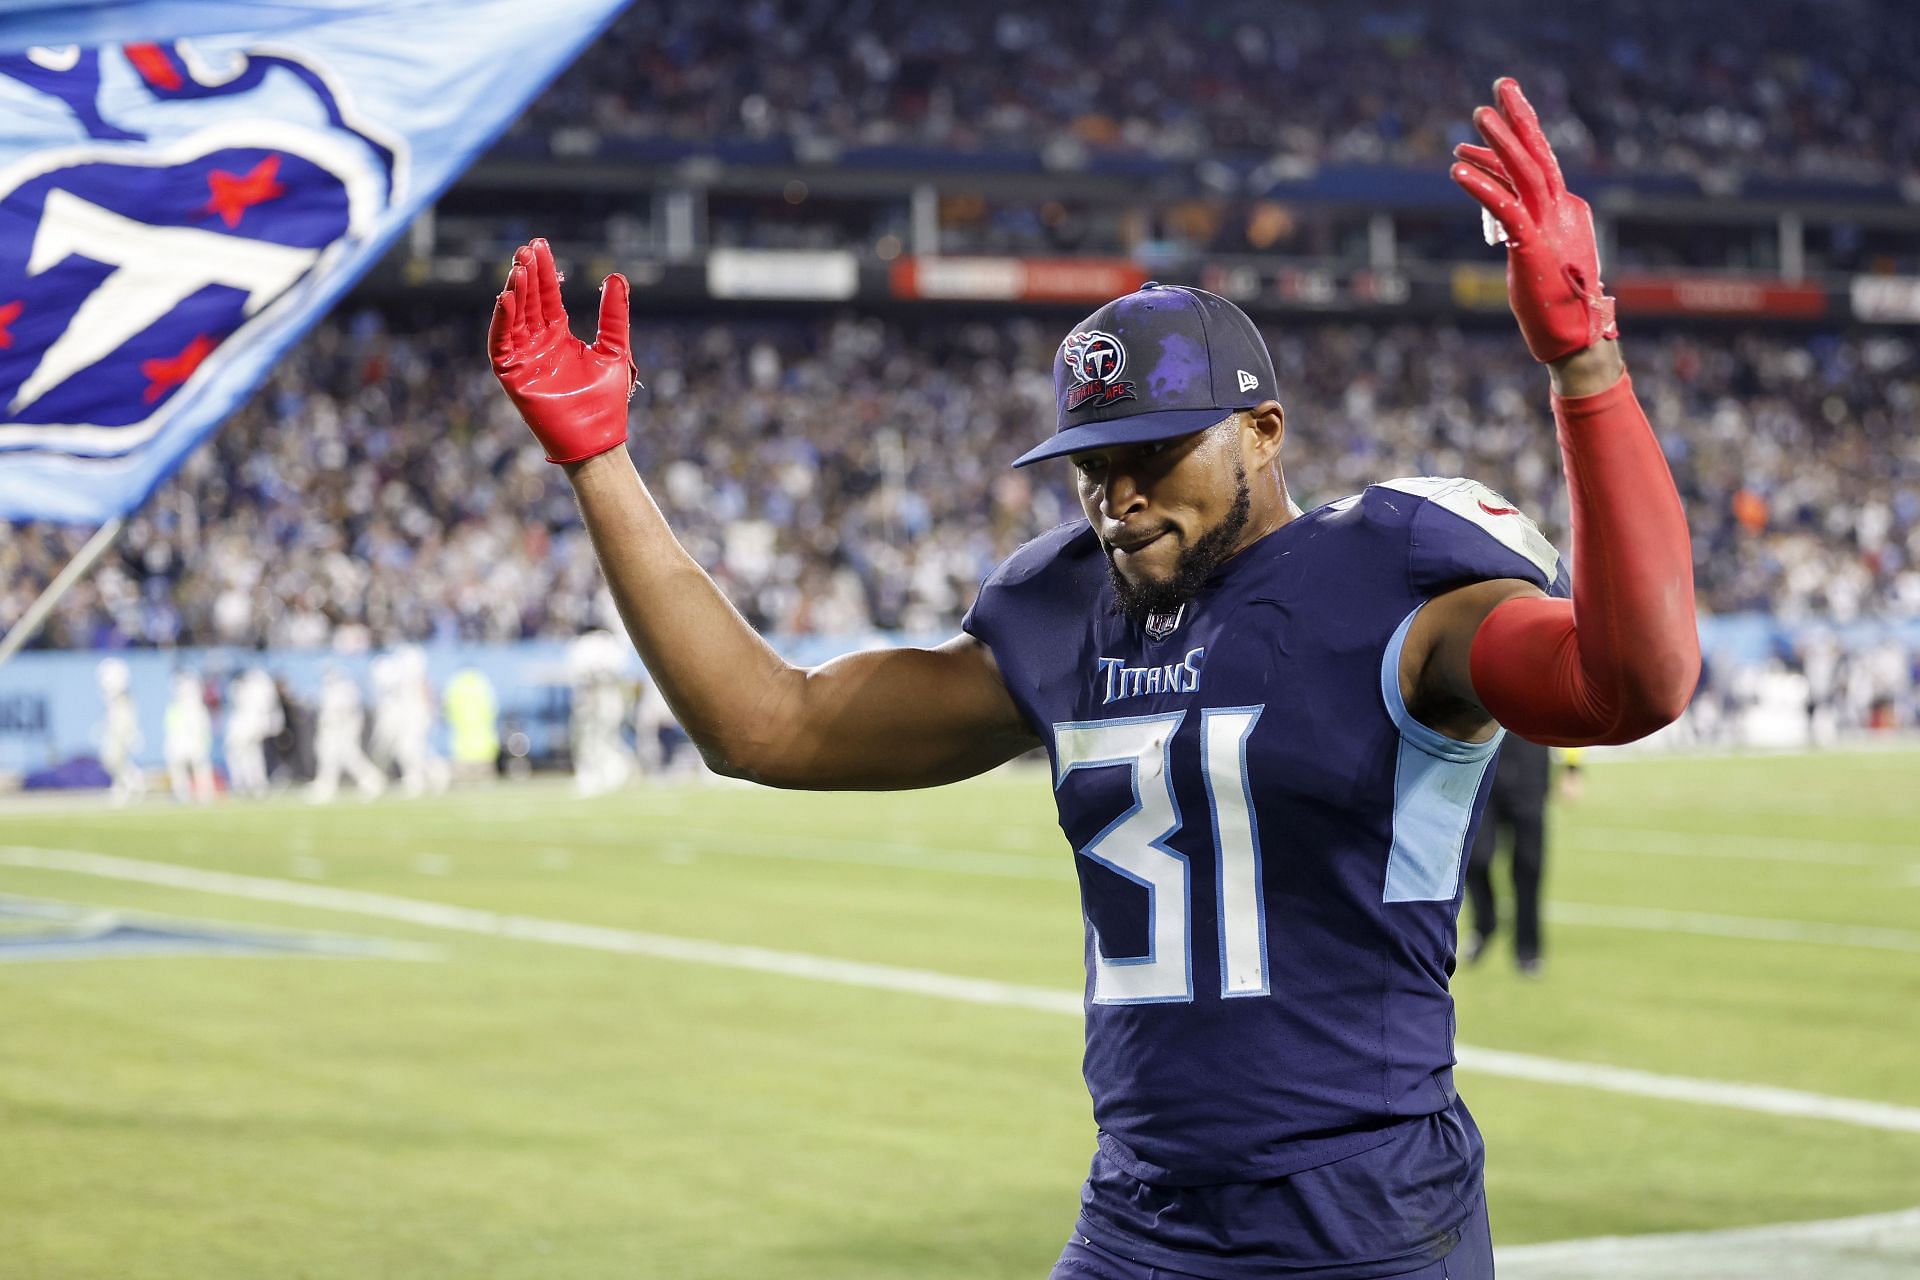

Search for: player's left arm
xmin=1404 ymin=77 xmax=1700 ymax=748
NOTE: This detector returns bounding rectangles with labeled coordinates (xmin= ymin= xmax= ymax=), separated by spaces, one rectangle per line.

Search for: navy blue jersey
xmin=963 ymin=477 xmax=1569 ymax=1276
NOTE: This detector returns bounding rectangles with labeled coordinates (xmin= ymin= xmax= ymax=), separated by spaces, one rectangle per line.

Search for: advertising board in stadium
xmin=1451 ymin=267 xmax=1833 ymax=321
xmin=1611 ymin=275 xmax=1828 ymax=319
xmin=706 ymin=249 xmax=859 ymax=301
xmin=890 ymin=256 xmax=1149 ymax=302
xmin=1850 ymin=275 xmax=1920 ymax=324
xmin=1205 ymin=264 xmax=1412 ymax=310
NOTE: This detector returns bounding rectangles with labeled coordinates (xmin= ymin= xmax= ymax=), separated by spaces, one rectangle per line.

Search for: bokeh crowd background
xmin=6 ymin=0 xmax=1920 ymax=778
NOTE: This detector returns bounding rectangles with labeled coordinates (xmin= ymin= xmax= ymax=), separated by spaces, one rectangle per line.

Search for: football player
xmin=221 ymin=667 xmax=283 ymax=799
xmin=308 ymin=666 xmax=385 ymax=804
xmin=95 ymin=657 xmax=145 ymax=806
xmin=163 ymin=668 xmax=216 ymax=804
xmin=489 ymin=78 xmax=1697 ymax=1280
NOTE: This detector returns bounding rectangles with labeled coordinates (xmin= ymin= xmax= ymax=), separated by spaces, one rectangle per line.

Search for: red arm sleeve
xmin=1468 ymin=372 xmax=1701 ymax=746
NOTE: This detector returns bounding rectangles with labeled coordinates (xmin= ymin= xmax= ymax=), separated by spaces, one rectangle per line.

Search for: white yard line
xmin=1498 ymin=1206 xmax=1920 ymax=1280
xmin=522 ymin=823 xmax=1066 ymax=880
xmin=631 ymin=832 xmax=1920 ymax=948
xmin=5 ymin=843 xmax=1919 ymax=1138
xmin=625 ymin=830 xmax=1920 ymax=950
xmin=1562 ymin=825 xmax=1910 ymax=867
xmin=1454 ymin=1045 xmax=1920 ymax=1135
xmin=1593 ymin=739 xmax=1920 ymax=765
xmin=0 ymin=845 xmax=1078 ymax=1015
xmin=21 ymin=784 xmax=1909 ymax=867
xmin=1548 ymin=902 xmax=1920 ymax=952
xmin=11 ymin=820 xmax=1905 ymax=959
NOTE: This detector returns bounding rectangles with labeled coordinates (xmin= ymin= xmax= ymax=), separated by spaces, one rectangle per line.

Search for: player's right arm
xmin=1433 ymin=77 xmax=1702 ymax=747
xmin=488 ymin=240 xmax=1039 ymax=790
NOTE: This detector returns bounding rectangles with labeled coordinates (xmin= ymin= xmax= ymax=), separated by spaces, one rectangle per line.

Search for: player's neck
xmin=1227 ymin=478 xmax=1301 ymax=558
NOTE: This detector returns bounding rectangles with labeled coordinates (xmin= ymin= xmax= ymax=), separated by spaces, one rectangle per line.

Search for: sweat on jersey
xmin=962 ymin=477 xmax=1569 ymax=1279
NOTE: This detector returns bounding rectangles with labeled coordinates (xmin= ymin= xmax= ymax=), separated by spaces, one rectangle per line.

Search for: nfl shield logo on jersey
xmin=0 ymin=41 xmax=401 ymax=459
xmin=1144 ymin=603 xmax=1185 ymax=641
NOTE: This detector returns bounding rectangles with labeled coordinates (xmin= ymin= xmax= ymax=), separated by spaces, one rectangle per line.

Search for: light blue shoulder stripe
xmin=1380 ymin=605 xmax=1502 ymax=902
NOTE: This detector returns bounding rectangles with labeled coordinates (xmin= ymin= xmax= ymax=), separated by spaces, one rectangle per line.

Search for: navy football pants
xmin=1047 ymin=1195 xmax=1493 ymax=1280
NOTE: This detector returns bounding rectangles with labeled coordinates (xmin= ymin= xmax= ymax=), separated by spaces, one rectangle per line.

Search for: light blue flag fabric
xmin=0 ymin=0 xmax=628 ymax=523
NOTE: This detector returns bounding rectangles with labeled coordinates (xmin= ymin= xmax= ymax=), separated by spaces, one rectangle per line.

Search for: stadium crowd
xmin=523 ymin=0 xmax=1920 ymax=185
xmin=6 ymin=311 xmax=1920 ymax=654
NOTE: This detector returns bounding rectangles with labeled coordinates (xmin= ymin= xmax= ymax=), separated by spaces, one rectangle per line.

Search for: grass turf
xmin=1 ymin=749 xmax=1915 ymax=1277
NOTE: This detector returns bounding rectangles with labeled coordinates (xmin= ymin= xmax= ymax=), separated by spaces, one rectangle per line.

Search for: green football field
xmin=2 ymin=749 xmax=1916 ymax=1278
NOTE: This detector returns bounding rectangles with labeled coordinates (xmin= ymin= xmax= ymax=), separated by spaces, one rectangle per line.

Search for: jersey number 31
xmin=1054 ymin=708 xmax=1265 ymax=1005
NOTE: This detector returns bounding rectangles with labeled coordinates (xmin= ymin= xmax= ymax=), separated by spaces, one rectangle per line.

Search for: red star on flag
xmin=141 ymin=333 xmax=218 ymax=403
xmin=0 ymin=300 xmax=20 ymax=350
xmin=204 ymin=155 xmax=286 ymax=228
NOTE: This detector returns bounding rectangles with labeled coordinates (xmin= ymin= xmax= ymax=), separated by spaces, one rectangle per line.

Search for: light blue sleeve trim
xmin=1379 ymin=606 xmax=1504 ymax=764
xmin=1381 ymin=605 xmax=1503 ymax=903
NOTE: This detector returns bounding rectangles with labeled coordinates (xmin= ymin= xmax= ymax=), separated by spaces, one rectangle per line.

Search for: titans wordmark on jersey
xmin=963 ymin=476 xmax=1568 ymax=1278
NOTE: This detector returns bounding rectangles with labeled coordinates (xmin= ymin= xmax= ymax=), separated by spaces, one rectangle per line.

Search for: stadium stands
xmin=518 ymin=0 xmax=1920 ymax=185
xmin=6 ymin=313 xmax=1917 ymax=652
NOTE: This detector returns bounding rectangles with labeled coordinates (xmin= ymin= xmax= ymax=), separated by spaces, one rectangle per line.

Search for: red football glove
xmin=1450 ymin=78 xmax=1618 ymax=364
xmin=488 ymin=237 xmax=639 ymax=464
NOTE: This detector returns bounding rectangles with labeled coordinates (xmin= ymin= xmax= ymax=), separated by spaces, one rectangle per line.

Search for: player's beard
xmin=1105 ymin=457 xmax=1252 ymax=625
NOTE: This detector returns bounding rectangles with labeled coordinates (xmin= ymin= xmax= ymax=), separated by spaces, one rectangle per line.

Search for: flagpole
xmin=0 ymin=517 xmax=127 ymax=670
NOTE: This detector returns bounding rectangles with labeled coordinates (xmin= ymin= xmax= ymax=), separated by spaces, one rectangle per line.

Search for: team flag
xmin=0 ymin=0 xmax=630 ymax=523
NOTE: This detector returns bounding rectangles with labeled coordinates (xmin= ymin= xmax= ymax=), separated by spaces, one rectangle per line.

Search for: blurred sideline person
xmin=222 ymin=668 xmax=282 ymax=798
xmin=1557 ymin=747 xmax=1585 ymax=801
xmin=369 ymin=652 xmax=405 ymax=776
xmin=569 ymin=629 xmax=634 ymax=796
xmin=490 ymin=81 xmax=1700 ymax=1280
xmin=1462 ymin=740 xmax=1581 ymax=975
xmin=633 ymin=672 xmax=672 ymax=774
xmin=95 ymin=658 xmax=146 ymax=806
xmin=444 ymin=667 xmax=500 ymax=783
xmin=163 ymin=670 xmax=216 ymax=804
xmin=371 ymin=647 xmax=450 ymax=798
xmin=270 ymin=674 xmax=314 ymax=785
xmin=398 ymin=646 xmax=452 ymax=795
xmin=1801 ymin=632 xmax=1842 ymax=747
xmin=308 ymin=668 xmax=385 ymax=803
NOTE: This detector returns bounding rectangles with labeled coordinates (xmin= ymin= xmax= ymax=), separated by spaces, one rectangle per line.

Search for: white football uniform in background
xmin=96 ymin=658 xmax=146 ymax=806
xmin=163 ymin=670 xmax=216 ymax=804
xmin=383 ymin=646 xmax=449 ymax=798
xmin=223 ymin=668 xmax=283 ymax=799
xmin=569 ymin=630 xmax=634 ymax=797
xmin=368 ymin=652 xmax=405 ymax=778
xmin=309 ymin=668 xmax=386 ymax=803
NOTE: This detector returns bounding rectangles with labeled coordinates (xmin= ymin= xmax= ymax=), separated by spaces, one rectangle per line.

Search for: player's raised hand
xmin=487 ymin=237 xmax=639 ymax=463
xmin=1450 ymin=77 xmax=1618 ymax=364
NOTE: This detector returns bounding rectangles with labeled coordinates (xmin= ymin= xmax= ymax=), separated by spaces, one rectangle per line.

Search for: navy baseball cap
xmin=1013 ymin=282 xmax=1279 ymax=467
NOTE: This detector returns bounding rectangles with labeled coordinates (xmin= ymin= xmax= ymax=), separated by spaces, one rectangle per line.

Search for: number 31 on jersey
xmin=1054 ymin=708 xmax=1268 ymax=1005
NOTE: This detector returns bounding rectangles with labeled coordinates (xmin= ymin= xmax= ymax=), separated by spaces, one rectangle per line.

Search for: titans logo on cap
xmin=1061 ymin=329 xmax=1136 ymax=412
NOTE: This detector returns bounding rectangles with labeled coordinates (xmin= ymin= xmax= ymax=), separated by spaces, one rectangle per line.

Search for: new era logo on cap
xmin=1014 ymin=283 xmax=1280 ymax=468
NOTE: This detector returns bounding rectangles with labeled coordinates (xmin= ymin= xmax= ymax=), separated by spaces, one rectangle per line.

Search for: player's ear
xmin=1244 ymin=400 xmax=1285 ymax=467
